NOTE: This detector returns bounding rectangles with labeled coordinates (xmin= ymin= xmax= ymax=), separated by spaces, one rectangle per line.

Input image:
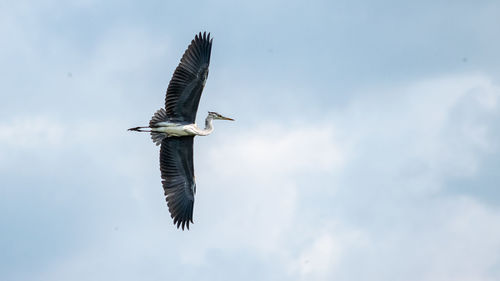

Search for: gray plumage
xmin=165 ymin=32 xmax=212 ymax=123
xmin=160 ymin=32 xmax=212 ymax=229
xmin=128 ymin=32 xmax=233 ymax=230
xmin=160 ymin=136 xmax=195 ymax=230
xmin=149 ymin=108 xmax=168 ymax=145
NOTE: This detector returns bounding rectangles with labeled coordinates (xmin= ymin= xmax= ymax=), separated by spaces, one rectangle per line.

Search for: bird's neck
xmin=195 ymin=116 xmax=214 ymax=136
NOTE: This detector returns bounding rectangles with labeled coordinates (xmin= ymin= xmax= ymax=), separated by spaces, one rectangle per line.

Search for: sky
xmin=1 ymin=0 xmax=500 ymax=280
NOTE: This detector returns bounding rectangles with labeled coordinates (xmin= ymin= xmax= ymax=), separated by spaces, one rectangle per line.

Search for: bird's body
xmin=150 ymin=112 xmax=220 ymax=137
xmin=128 ymin=32 xmax=233 ymax=230
xmin=152 ymin=122 xmax=207 ymax=137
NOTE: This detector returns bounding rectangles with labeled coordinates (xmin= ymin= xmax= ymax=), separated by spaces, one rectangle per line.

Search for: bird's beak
xmin=221 ymin=116 xmax=234 ymax=121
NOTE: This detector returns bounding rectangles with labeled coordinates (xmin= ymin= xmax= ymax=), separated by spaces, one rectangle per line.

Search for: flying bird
xmin=128 ymin=32 xmax=233 ymax=230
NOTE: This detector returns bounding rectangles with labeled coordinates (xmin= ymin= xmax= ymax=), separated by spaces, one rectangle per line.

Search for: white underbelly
xmin=153 ymin=123 xmax=198 ymax=137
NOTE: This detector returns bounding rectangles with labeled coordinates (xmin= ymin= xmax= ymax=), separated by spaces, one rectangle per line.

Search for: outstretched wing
xmin=159 ymin=136 xmax=196 ymax=230
xmin=165 ymin=32 xmax=213 ymax=123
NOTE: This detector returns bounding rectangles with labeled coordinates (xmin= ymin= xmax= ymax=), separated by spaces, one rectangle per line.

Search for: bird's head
xmin=208 ymin=111 xmax=234 ymax=121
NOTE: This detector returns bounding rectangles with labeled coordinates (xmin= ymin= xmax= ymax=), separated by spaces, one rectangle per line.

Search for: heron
xmin=128 ymin=32 xmax=233 ymax=230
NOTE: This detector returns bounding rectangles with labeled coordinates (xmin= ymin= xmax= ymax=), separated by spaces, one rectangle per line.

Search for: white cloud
xmin=20 ymin=74 xmax=500 ymax=281
xmin=208 ymin=124 xmax=344 ymax=176
xmin=171 ymin=124 xmax=346 ymax=264
xmin=420 ymin=197 xmax=500 ymax=281
xmin=289 ymin=225 xmax=368 ymax=280
xmin=317 ymin=74 xmax=500 ymax=280
xmin=297 ymin=233 xmax=340 ymax=276
xmin=2 ymin=11 xmax=500 ymax=277
xmin=333 ymin=74 xmax=500 ymax=193
xmin=2 ymin=0 xmax=500 ymax=279
xmin=0 ymin=116 xmax=64 ymax=148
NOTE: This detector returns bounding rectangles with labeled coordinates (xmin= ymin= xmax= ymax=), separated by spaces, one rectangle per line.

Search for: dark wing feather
xmin=159 ymin=136 xmax=196 ymax=230
xmin=165 ymin=32 xmax=213 ymax=123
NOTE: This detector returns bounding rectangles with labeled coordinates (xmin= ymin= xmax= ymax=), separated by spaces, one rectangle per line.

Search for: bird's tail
xmin=128 ymin=126 xmax=165 ymax=146
xmin=127 ymin=126 xmax=150 ymax=132
xmin=149 ymin=108 xmax=169 ymax=146
xmin=128 ymin=109 xmax=168 ymax=145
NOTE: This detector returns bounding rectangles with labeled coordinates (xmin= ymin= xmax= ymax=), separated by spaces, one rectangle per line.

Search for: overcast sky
xmin=1 ymin=0 xmax=500 ymax=280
